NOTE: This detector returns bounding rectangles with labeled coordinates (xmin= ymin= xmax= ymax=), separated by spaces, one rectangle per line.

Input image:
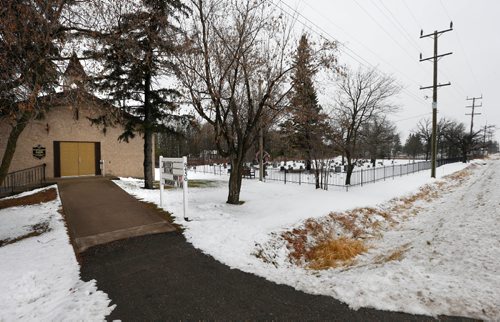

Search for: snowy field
xmin=117 ymin=157 xmax=500 ymax=320
xmin=0 ymin=186 xmax=114 ymax=320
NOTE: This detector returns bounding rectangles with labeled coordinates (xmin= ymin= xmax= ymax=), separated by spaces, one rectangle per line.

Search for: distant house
xmin=0 ymin=54 xmax=153 ymax=179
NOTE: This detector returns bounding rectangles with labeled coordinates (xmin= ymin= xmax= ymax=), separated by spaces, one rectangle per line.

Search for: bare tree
xmin=0 ymin=0 xmax=74 ymax=185
xmin=359 ymin=115 xmax=397 ymax=166
xmin=415 ymin=118 xmax=432 ymax=161
xmin=414 ymin=117 xmax=452 ymax=160
xmin=331 ymin=67 xmax=400 ymax=185
xmin=176 ymin=0 xmax=294 ymax=204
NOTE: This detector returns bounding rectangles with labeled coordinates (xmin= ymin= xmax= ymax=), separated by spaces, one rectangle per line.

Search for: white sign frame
xmin=159 ymin=156 xmax=189 ymax=220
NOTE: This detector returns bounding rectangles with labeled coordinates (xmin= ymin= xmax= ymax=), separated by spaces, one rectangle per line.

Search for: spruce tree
xmin=282 ymin=34 xmax=327 ymax=188
xmin=92 ymin=0 xmax=189 ymax=189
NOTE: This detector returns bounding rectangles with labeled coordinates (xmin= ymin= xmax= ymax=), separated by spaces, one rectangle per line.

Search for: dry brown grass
xmin=277 ymin=164 xmax=474 ymax=270
xmin=373 ymin=244 xmax=410 ymax=264
xmin=444 ymin=168 xmax=471 ymax=184
xmin=306 ymin=237 xmax=367 ymax=270
xmin=0 ymin=188 xmax=57 ymax=210
xmin=282 ymin=228 xmax=308 ymax=264
xmin=0 ymin=221 xmax=51 ymax=247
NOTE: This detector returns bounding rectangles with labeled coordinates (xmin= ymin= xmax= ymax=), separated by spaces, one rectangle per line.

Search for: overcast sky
xmin=280 ymin=0 xmax=500 ymax=143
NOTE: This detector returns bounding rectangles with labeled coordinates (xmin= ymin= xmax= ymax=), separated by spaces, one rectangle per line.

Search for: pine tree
xmin=92 ymin=0 xmax=189 ymax=189
xmin=282 ymin=34 xmax=328 ymax=188
xmin=404 ymin=134 xmax=423 ymax=160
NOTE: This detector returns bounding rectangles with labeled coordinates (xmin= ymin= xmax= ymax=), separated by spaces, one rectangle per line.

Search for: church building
xmin=0 ymin=55 xmax=152 ymax=179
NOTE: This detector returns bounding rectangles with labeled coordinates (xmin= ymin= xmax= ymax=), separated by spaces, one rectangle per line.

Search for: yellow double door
xmin=60 ymin=142 xmax=96 ymax=177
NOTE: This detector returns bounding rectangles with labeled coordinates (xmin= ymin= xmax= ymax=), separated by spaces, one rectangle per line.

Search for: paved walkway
xmin=80 ymin=233 xmax=472 ymax=321
xmin=57 ymin=177 xmax=175 ymax=252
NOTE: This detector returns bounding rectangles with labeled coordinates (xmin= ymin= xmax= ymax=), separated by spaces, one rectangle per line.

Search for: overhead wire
xmin=352 ymin=0 xmax=424 ymax=71
xmin=400 ymin=0 xmax=468 ymax=100
xmin=272 ymin=0 xmax=428 ymax=106
xmin=439 ymin=0 xmax=480 ymax=86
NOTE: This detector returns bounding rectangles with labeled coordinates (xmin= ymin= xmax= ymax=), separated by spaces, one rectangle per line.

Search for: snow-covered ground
xmin=118 ymin=158 xmax=499 ymax=320
xmin=0 ymin=186 xmax=114 ymax=320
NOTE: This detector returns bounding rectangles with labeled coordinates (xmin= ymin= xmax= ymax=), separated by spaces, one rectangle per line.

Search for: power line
xmin=300 ymin=0 xmax=466 ymax=104
xmin=402 ymin=0 xmax=421 ymax=30
xmin=393 ymin=112 xmax=432 ymax=123
xmin=399 ymin=0 xmax=469 ymax=100
xmin=352 ymin=0 xmax=421 ymax=67
xmin=272 ymin=0 xmax=428 ymax=105
xmin=299 ymin=0 xmax=429 ymax=92
xmin=373 ymin=0 xmax=423 ymax=54
xmin=439 ymin=0 xmax=480 ymax=85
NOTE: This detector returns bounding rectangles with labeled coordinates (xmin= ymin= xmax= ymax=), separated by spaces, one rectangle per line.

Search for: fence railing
xmin=265 ymin=158 xmax=462 ymax=190
xmin=189 ymin=158 xmax=463 ymax=191
xmin=0 ymin=164 xmax=47 ymax=196
xmin=192 ymin=163 xmax=230 ymax=176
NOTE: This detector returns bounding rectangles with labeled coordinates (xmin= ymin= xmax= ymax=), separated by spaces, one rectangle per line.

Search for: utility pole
xmin=419 ymin=22 xmax=453 ymax=178
xmin=465 ymin=95 xmax=482 ymax=136
xmin=483 ymin=123 xmax=488 ymax=156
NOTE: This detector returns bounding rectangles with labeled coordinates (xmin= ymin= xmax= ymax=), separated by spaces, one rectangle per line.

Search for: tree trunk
xmin=315 ymin=167 xmax=320 ymax=189
xmin=0 ymin=112 xmax=32 ymax=185
xmin=305 ymin=159 xmax=312 ymax=171
xmin=345 ymin=151 xmax=353 ymax=185
xmin=143 ymin=72 xmax=154 ymax=189
xmin=227 ymin=156 xmax=243 ymax=204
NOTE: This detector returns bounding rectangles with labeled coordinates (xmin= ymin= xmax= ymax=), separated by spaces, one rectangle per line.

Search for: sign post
xmin=182 ymin=156 xmax=188 ymax=221
xmin=159 ymin=156 xmax=189 ymax=221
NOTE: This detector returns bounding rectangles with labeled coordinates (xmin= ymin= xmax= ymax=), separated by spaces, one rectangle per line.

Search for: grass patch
xmin=263 ymin=163 xmax=475 ymax=270
xmin=140 ymin=201 xmax=184 ymax=232
xmin=0 ymin=188 xmax=57 ymax=210
xmin=373 ymin=244 xmax=410 ymax=264
xmin=0 ymin=221 xmax=51 ymax=247
xmin=306 ymin=237 xmax=367 ymax=270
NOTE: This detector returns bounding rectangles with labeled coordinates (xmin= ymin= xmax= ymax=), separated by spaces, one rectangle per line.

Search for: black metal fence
xmin=264 ymin=158 xmax=462 ymax=190
xmin=189 ymin=158 xmax=463 ymax=191
xmin=0 ymin=164 xmax=46 ymax=196
xmin=192 ymin=163 xmax=230 ymax=176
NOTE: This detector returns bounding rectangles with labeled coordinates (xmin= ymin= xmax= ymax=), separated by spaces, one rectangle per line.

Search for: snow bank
xmin=0 ymin=186 xmax=114 ymax=320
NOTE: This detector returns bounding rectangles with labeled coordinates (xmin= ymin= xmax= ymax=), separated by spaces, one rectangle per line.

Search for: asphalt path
xmin=80 ymin=232 xmax=474 ymax=321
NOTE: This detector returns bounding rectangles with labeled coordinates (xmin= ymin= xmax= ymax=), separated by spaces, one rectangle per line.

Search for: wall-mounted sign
xmin=33 ymin=144 xmax=46 ymax=159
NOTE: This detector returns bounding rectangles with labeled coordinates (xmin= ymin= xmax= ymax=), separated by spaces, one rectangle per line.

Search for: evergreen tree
xmin=392 ymin=133 xmax=403 ymax=158
xmin=282 ymin=34 xmax=328 ymax=188
xmin=92 ymin=0 xmax=189 ymax=189
xmin=404 ymin=133 xmax=423 ymax=160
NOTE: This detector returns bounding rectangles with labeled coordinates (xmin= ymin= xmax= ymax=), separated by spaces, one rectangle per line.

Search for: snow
xmin=117 ymin=159 xmax=499 ymax=320
xmin=0 ymin=186 xmax=114 ymax=321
